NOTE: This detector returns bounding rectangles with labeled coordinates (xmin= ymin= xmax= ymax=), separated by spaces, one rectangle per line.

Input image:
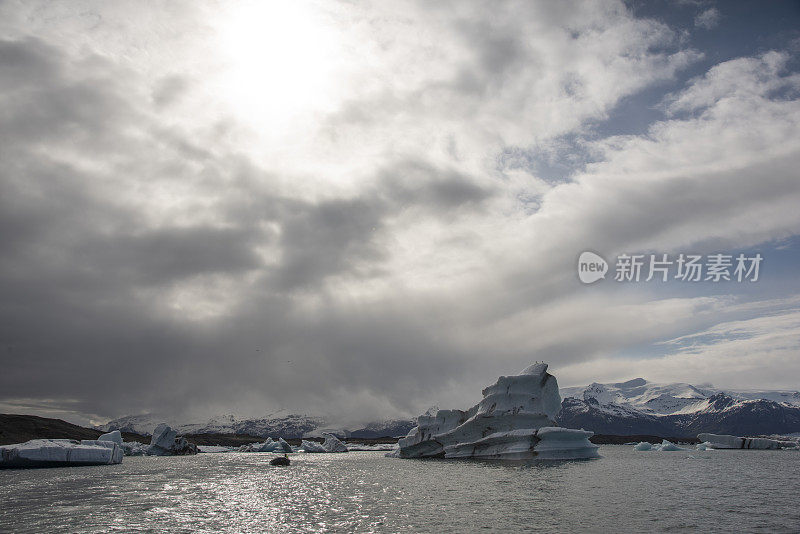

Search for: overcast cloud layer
xmin=1 ymin=0 xmax=799 ymax=425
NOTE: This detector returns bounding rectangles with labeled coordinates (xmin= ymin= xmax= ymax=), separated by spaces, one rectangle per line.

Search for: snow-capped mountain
xmin=100 ymin=378 xmax=800 ymax=440
xmin=557 ymin=378 xmax=800 ymax=437
xmin=559 ymin=378 xmax=800 ymax=415
xmin=99 ymin=410 xmax=414 ymax=439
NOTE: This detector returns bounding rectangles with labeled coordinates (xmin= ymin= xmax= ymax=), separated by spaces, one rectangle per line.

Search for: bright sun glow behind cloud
xmin=216 ymin=0 xmax=343 ymax=135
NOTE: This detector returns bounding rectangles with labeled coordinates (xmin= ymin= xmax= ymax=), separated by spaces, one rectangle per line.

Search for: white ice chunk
xmin=197 ymin=445 xmax=233 ymax=453
xmin=0 ymin=439 xmax=123 ymax=468
xmin=658 ymin=440 xmax=683 ymax=451
xmin=300 ymin=440 xmax=327 ymax=453
xmin=322 ymin=434 xmax=348 ymax=453
xmin=345 ymin=443 xmax=398 ymax=451
xmin=239 ymin=438 xmax=280 ymax=452
xmin=633 ymin=441 xmax=652 ymax=451
xmin=697 ymin=433 xmax=782 ymax=450
xmin=97 ymin=430 xmax=123 ymax=445
xmin=146 ymin=423 xmax=197 ymax=455
xmin=149 ymin=423 xmax=178 ymax=452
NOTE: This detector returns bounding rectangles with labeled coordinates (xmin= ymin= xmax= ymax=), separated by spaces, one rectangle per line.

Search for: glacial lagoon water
xmin=1 ymin=446 xmax=799 ymax=533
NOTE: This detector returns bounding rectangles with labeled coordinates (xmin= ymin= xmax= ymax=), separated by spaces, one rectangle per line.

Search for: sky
xmin=1 ymin=0 xmax=799 ymax=426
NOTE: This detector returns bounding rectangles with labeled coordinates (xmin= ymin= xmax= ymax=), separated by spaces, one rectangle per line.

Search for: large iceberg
xmin=697 ymin=433 xmax=787 ymax=450
xmin=0 ymin=439 xmax=123 ymax=468
xmin=396 ymin=363 xmax=599 ymax=460
xmin=147 ymin=423 xmax=198 ymax=456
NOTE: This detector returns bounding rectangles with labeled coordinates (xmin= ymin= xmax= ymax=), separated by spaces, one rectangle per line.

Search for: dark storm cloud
xmin=2 ymin=1 xmax=800 ymax=426
xmin=268 ymin=197 xmax=388 ymax=291
xmin=0 ymin=38 xmax=134 ymax=149
xmin=151 ymin=75 xmax=190 ymax=108
xmin=379 ymin=159 xmax=494 ymax=211
xmin=79 ymin=227 xmax=265 ymax=285
xmin=0 ymin=31 xmax=501 ymax=422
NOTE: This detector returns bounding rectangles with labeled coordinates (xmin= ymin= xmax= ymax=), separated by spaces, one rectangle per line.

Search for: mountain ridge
xmin=557 ymin=379 xmax=800 ymax=437
xmin=98 ymin=379 xmax=800 ymax=439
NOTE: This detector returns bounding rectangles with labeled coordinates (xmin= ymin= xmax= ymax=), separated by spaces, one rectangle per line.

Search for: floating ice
xmin=239 ymin=438 xmax=278 ymax=452
xmin=322 ymin=434 xmax=348 ymax=453
xmin=0 ymin=439 xmax=123 ymax=468
xmin=634 ymin=441 xmax=652 ymax=451
xmin=657 ymin=440 xmax=683 ymax=451
xmin=697 ymin=433 xmax=785 ymax=450
xmin=345 ymin=443 xmax=398 ymax=451
xmin=238 ymin=437 xmax=293 ymax=453
xmin=97 ymin=430 xmax=123 ymax=445
xmin=300 ymin=435 xmax=354 ymax=453
xmin=396 ymin=363 xmax=599 ymax=460
xmin=121 ymin=441 xmax=148 ymax=456
xmin=197 ymin=445 xmax=234 ymax=453
xmin=147 ymin=423 xmax=198 ymax=455
xmin=300 ymin=440 xmax=327 ymax=453
xmin=149 ymin=423 xmax=178 ymax=454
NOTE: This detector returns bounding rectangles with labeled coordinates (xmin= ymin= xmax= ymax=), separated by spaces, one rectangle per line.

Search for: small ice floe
xmin=657 ymin=440 xmax=684 ymax=451
xmin=239 ymin=438 xmax=277 ymax=452
xmin=322 ymin=434 xmax=348 ymax=453
xmin=197 ymin=445 xmax=234 ymax=453
xmin=633 ymin=440 xmax=684 ymax=451
xmin=0 ymin=438 xmax=123 ymax=468
xmin=299 ymin=440 xmax=327 ymax=453
xmin=344 ymin=443 xmax=398 ymax=451
xmin=241 ymin=437 xmax=294 ymax=453
xmin=299 ymin=433 xmax=349 ymax=453
xmin=121 ymin=441 xmax=148 ymax=456
xmin=697 ymin=433 xmax=793 ymax=450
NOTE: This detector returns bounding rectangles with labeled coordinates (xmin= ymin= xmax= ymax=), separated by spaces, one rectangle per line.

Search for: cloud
xmin=694 ymin=8 xmax=720 ymax=30
xmin=558 ymin=302 xmax=800 ymax=390
xmin=0 ymin=1 xmax=798 ymax=425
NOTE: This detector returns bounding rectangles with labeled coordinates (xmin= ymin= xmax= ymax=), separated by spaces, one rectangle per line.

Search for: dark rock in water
xmin=270 ymin=456 xmax=290 ymax=466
